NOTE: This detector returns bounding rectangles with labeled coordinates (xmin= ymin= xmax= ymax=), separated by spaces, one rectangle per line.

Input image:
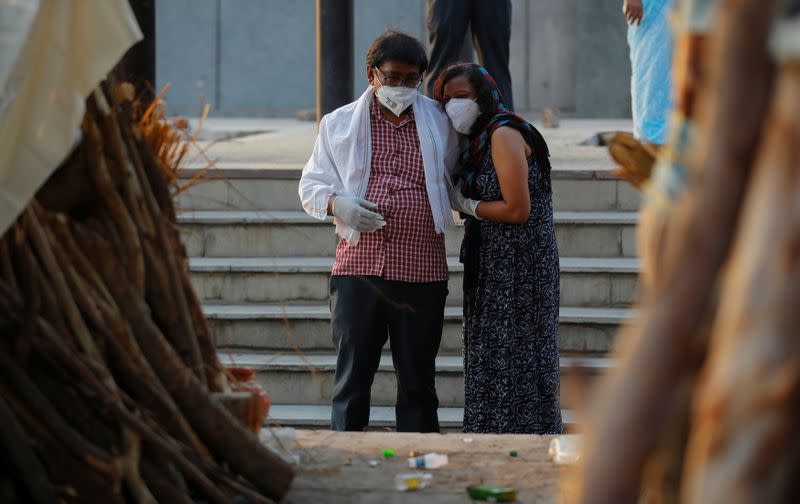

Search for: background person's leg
xmin=424 ymin=0 xmax=471 ymax=97
xmin=471 ymin=0 xmax=514 ymax=110
xmin=330 ymin=276 xmax=389 ymax=431
xmin=387 ymin=281 xmax=447 ymax=432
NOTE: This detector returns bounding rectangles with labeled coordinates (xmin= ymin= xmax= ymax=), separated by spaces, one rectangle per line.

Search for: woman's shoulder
xmin=492 ymin=126 xmax=525 ymax=147
xmin=490 ymin=125 xmax=532 ymax=158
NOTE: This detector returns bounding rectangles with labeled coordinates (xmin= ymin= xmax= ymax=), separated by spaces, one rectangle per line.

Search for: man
xmin=299 ymin=30 xmax=459 ymax=432
xmin=424 ymin=0 xmax=514 ymax=110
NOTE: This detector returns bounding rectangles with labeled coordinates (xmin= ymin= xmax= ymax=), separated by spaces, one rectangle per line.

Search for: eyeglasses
xmin=373 ymin=67 xmax=423 ymax=88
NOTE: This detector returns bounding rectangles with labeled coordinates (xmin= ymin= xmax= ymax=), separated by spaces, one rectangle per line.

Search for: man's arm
xmin=299 ymin=115 xmax=341 ymax=220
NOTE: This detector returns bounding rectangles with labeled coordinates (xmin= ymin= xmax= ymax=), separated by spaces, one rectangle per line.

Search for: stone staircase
xmin=177 ymin=168 xmax=639 ymax=430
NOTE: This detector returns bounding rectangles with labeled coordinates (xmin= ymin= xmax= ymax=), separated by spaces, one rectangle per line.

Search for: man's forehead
xmin=378 ymin=61 xmax=422 ymax=74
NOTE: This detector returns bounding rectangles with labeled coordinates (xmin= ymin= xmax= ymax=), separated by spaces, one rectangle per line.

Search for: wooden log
xmin=22 ymin=207 xmax=102 ymax=364
xmin=682 ymin=61 xmax=800 ymax=503
xmin=115 ymin=118 xmax=208 ymax=386
xmin=139 ymin=459 xmax=194 ymax=504
xmin=211 ymin=392 xmax=264 ymax=434
xmin=0 ymin=395 xmax=56 ymax=503
xmin=48 ymin=221 xmax=212 ymax=460
xmin=575 ymin=1 xmax=779 ymax=502
xmin=22 ymin=312 xmax=232 ymax=504
xmin=85 ymin=118 xmax=146 ymax=297
xmin=72 ymin=225 xmax=294 ymax=500
xmin=0 ymin=354 xmax=121 ymax=480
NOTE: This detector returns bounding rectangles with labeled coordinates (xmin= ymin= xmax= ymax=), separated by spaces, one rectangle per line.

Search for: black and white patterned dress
xmin=462 ymin=146 xmax=563 ymax=434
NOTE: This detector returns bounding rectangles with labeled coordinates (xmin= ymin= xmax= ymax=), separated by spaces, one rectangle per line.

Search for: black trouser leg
xmin=330 ymin=276 xmax=388 ymax=431
xmin=471 ymin=0 xmax=514 ymax=110
xmin=424 ymin=0 xmax=471 ymax=97
xmin=386 ymin=281 xmax=447 ymax=433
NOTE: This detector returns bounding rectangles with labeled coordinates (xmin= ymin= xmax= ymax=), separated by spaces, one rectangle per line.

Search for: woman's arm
xmin=473 ymin=127 xmax=532 ymax=224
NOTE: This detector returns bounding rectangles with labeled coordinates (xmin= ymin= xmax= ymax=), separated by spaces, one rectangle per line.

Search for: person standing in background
xmin=424 ymin=0 xmax=514 ymax=111
xmin=624 ymin=0 xmax=674 ymax=144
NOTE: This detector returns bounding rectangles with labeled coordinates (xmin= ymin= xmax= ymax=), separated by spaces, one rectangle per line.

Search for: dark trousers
xmin=329 ymin=276 xmax=447 ymax=432
xmin=424 ymin=0 xmax=514 ymax=110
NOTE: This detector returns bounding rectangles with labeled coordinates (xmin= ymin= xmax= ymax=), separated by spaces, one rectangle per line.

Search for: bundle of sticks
xmin=572 ymin=0 xmax=800 ymax=502
xmin=0 ymin=80 xmax=293 ymax=503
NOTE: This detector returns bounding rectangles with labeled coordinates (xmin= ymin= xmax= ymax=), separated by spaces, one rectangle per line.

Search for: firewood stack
xmin=572 ymin=0 xmax=800 ymax=502
xmin=0 ymin=80 xmax=294 ymax=503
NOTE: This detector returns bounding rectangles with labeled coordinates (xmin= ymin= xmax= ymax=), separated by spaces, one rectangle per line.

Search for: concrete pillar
xmin=317 ymin=0 xmax=353 ymax=120
xmin=117 ymin=0 xmax=156 ymax=99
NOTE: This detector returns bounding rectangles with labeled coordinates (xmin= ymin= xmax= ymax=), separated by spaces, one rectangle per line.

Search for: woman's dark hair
xmin=433 ymin=63 xmax=496 ymax=128
xmin=366 ymin=29 xmax=428 ymax=73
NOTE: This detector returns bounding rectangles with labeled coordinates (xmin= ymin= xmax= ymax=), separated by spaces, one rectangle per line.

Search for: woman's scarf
xmin=454 ymin=66 xmax=552 ymax=195
xmin=456 ymin=66 xmax=552 ymax=291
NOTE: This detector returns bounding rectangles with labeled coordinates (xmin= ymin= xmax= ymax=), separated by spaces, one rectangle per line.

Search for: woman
xmin=434 ymin=64 xmax=562 ymax=434
xmin=624 ymin=0 xmax=673 ymax=144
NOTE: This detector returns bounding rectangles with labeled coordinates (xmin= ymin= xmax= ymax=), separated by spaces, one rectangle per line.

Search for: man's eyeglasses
xmin=373 ymin=67 xmax=423 ymax=88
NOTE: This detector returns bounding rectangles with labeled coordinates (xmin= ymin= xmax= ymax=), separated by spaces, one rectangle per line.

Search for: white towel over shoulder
xmin=299 ymin=86 xmax=460 ymax=244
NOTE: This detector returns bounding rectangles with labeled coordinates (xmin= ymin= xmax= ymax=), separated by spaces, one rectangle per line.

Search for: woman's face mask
xmin=445 ymin=98 xmax=481 ymax=134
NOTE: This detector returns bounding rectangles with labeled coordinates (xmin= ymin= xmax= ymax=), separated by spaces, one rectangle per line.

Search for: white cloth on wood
xmin=0 ymin=0 xmax=142 ymax=234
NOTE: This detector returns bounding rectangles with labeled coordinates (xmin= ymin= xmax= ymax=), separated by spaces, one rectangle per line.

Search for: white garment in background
xmin=0 ymin=0 xmax=142 ymax=235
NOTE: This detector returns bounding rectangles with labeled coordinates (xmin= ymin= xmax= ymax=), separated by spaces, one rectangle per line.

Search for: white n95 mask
xmin=376 ymin=85 xmax=417 ymax=116
xmin=445 ymin=99 xmax=481 ymax=134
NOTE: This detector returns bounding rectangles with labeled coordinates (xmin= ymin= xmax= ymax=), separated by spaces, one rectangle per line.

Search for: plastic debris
xmin=395 ymin=472 xmax=433 ymax=491
xmin=463 ymin=437 xmax=474 ymax=443
xmin=548 ymin=434 xmax=581 ymax=465
xmin=509 ymin=450 xmax=518 ymax=457
xmin=368 ymin=459 xmax=381 ymax=468
xmin=467 ymin=485 xmax=518 ymax=502
xmin=383 ymin=449 xmax=395 ymax=458
xmin=408 ymin=453 xmax=449 ymax=469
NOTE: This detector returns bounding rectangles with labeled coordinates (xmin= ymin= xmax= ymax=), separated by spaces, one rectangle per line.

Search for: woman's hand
xmin=623 ymin=0 xmax=644 ymax=25
xmin=448 ymin=182 xmax=481 ymax=218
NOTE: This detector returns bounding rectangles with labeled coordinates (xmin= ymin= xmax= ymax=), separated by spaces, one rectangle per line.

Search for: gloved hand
xmin=448 ymin=183 xmax=481 ymax=219
xmin=332 ymin=196 xmax=386 ymax=232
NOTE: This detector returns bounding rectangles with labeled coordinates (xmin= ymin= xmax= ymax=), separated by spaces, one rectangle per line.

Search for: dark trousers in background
xmin=424 ymin=0 xmax=514 ymax=110
xmin=329 ymin=276 xmax=447 ymax=433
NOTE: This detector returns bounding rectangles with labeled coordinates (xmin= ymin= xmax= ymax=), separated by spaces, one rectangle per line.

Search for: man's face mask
xmin=445 ymin=98 xmax=481 ymax=135
xmin=373 ymin=67 xmax=420 ymax=117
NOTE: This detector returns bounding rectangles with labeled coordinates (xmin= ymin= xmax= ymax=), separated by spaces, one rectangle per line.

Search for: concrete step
xmin=178 ymin=210 xmax=638 ymax=258
xmin=219 ymin=352 xmax=610 ymax=409
xmin=176 ymin=171 xmax=641 ymax=213
xmin=189 ymin=256 xmax=639 ymax=307
xmin=207 ymin=303 xmax=630 ymax=355
xmin=265 ymin=404 xmax=577 ymax=431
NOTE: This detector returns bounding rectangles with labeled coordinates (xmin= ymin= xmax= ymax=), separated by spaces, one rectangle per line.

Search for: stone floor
xmin=179 ymin=117 xmax=632 ymax=174
xmin=280 ymin=431 xmax=573 ymax=503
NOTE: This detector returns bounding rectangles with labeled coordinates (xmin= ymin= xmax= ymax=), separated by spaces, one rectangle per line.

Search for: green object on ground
xmin=467 ymin=485 xmax=518 ymax=502
xmin=509 ymin=450 xmax=518 ymax=457
xmin=383 ymin=449 xmax=395 ymax=458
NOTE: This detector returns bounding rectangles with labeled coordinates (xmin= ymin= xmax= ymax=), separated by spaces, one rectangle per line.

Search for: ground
xmin=180 ymin=117 xmax=632 ymax=175
xmin=282 ymin=431 xmax=569 ymax=503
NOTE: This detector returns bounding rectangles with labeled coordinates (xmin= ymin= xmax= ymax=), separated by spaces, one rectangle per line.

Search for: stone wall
xmin=156 ymin=0 xmax=631 ymax=118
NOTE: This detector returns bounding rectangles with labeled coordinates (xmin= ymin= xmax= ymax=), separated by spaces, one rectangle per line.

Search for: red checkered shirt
xmin=331 ymin=99 xmax=448 ymax=282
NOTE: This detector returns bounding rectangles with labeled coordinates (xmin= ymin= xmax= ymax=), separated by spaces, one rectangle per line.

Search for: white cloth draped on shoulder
xmin=299 ymin=86 xmax=461 ymax=244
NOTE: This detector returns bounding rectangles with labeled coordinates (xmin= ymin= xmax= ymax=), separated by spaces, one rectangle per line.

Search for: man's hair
xmin=366 ymin=29 xmax=428 ymax=73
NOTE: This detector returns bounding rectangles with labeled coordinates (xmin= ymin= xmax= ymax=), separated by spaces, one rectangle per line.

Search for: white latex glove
xmin=332 ymin=196 xmax=386 ymax=232
xmin=448 ymin=183 xmax=481 ymax=219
